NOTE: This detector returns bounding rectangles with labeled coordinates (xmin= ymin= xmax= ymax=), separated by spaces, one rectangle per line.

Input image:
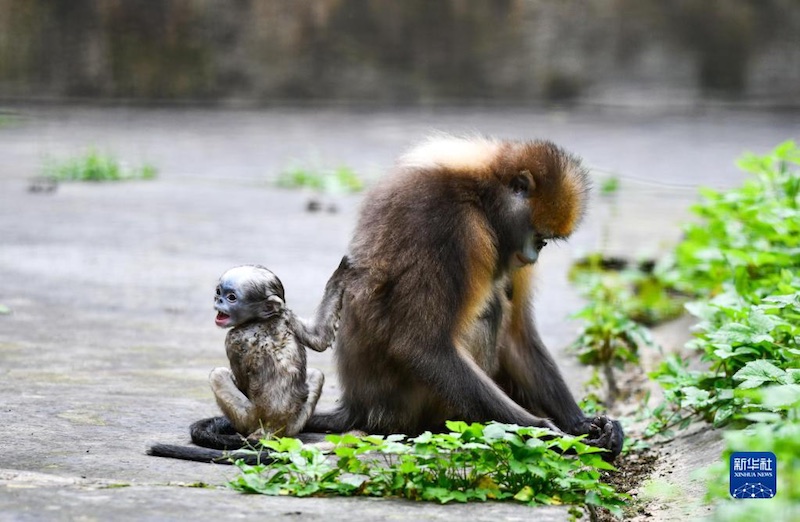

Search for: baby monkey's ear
xmin=267 ymin=294 xmax=285 ymax=311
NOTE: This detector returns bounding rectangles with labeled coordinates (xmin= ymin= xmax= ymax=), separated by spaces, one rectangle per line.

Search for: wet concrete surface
xmin=0 ymin=105 xmax=797 ymax=520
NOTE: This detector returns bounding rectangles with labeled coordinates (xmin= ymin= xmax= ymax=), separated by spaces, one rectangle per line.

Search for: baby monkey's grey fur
xmin=148 ymin=257 xmax=348 ymax=463
xmin=211 ymin=264 xmax=331 ymax=439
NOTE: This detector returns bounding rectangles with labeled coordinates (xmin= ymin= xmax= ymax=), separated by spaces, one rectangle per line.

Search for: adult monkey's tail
xmin=146 ymin=443 xmax=267 ymax=465
xmin=146 ymin=416 xmax=331 ymax=465
xmin=146 ymin=416 xmax=267 ymax=465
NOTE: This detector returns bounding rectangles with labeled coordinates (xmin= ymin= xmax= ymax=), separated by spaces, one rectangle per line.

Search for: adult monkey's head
xmin=492 ymin=140 xmax=591 ymax=266
xmin=397 ymin=135 xmax=590 ymax=269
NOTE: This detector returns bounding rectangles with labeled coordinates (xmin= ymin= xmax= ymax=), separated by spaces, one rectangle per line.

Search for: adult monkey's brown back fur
xmin=306 ymin=135 xmax=623 ymax=459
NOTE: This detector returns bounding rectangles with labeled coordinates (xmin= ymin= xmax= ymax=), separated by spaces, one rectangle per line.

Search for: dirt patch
xmin=600 ymin=448 xmax=661 ymax=520
xmin=586 ymin=314 xmax=712 ymax=521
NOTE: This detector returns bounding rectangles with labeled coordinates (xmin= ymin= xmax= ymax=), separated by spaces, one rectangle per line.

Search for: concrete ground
xmin=0 ymin=105 xmax=797 ymax=521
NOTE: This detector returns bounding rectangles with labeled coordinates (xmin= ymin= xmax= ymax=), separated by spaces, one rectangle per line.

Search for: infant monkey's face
xmin=214 ymin=265 xmax=286 ymax=328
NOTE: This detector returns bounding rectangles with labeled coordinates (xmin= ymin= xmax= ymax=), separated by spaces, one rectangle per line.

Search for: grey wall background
xmin=1 ymin=0 xmax=798 ymax=106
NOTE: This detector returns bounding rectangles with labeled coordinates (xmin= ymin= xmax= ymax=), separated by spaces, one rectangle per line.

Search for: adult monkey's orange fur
xmin=304 ymin=135 xmax=623 ymax=459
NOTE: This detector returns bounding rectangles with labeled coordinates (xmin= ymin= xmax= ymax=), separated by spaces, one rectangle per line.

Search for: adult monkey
xmin=193 ymin=135 xmax=623 ymax=460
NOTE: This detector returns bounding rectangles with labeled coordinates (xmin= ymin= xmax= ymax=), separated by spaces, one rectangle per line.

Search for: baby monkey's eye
xmin=215 ymin=288 xmax=221 ymax=296
xmin=226 ymin=293 xmax=237 ymax=302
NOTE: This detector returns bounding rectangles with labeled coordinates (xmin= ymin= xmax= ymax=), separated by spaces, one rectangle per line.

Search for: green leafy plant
xmin=665 ymin=143 xmax=800 ymax=298
xmin=647 ymin=141 xmax=800 ymax=436
xmin=229 ymin=422 xmax=626 ymax=518
xmin=571 ymin=256 xmax=687 ymax=326
xmin=570 ymin=142 xmax=799 ymax=517
xmin=646 ymin=287 xmax=800 ymax=437
xmin=276 ymin=165 xmax=364 ymax=194
xmin=46 ymin=149 xmax=158 ymax=182
xmin=705 ymin=386 xmax=800 ymax=521
xmin=568 ymin=256 xmax=676 ymax=407
xmin=570 ymin=272 xmax=657 ymax=405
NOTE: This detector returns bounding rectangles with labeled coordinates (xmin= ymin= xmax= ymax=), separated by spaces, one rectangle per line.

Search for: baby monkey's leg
xmin=284 ymin=368 xmax=325 ymax=436
xmin=209 ymin=367 xmax=258 ymax=436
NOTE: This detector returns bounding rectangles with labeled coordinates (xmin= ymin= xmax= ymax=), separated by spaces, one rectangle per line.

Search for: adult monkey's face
xmin=494 ymin=140 xmax=590 ymax=267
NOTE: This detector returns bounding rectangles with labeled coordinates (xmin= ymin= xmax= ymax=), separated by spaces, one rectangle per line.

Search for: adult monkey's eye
xmin=537 ymin=239 xmax=548 ymax=250
xmin=510 ymin=175 xmax=529 ymax=196
xmin=226 ymin=293 xmax=237 ymax=302
xmin=510 ymin=170 xmax=534 ymax=196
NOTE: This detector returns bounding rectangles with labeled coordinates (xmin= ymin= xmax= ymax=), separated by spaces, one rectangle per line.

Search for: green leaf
xmin=412 ymin=431 xmax=433 ymax=444
xmin=733 ymin=360 xmax=788 ymax=386
xmin=760 ymin=384 xmax=800 ymax=409
xmin=513 ymin=485 xmax=534 ymax=502
xmin=712 ymin=344 xmax=735 ymax=359
xmin=713 ymin=404 xmax=734 ymax=426
xmin=715 ymin=323 xmax=771 ymax=345
xmin=337 ymin=475 xmax=367 ymax=491
xmin=683 ymin=386 xmax=711 ymax=405
xmin=738 ymin=379 xmax=769 ymax=390
xmin=685 ymin=300 xmax=715 ymax=320
xmin=741 ymin=412 xmax=783 ymax=423
xmin=747 ymin=309 xmax=781 ymax=334
xmin=482 ymin=423 xmax=509 ymax=441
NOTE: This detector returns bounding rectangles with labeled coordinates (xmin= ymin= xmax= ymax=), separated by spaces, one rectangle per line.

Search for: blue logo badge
xmin=730 ymin=452 xmax=777 ymax=499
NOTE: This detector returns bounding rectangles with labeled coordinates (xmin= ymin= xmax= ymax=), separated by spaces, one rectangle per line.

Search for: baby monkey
xmin=148 ymin=257 xmax=348 ymax=463
xmin=209 ymin=261 xmax=345 ymax=441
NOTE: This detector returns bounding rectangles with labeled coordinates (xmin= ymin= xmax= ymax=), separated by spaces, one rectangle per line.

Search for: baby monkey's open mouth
xmin=215 ymin=311 xmax=231 ymax=327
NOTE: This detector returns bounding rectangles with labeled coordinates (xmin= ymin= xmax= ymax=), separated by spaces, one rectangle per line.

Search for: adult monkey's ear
xmin=510 ymin=169 xmax=535 ymax=196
